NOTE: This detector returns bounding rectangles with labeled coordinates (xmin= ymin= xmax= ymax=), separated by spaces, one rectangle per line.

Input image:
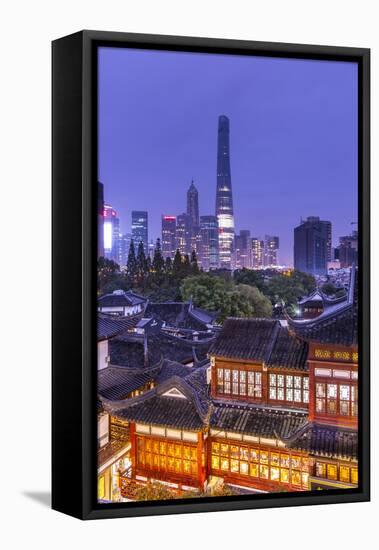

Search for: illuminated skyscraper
xmin=176 ymin=213 xmax=191 ymax=255
xmin=161 ymin=215 xmax=177 ymax=259
xmin=215 ymin=115 xmax=235 ymax=268
xmin=98 ymin=182 xmax=104 ymax=258
xmin=200 ymin=215 xmax=219 ymax=271
xmin=131 ymin=211 xmax=148 ymax=255
xmin=103 ymin=204 xmax=120 ymax=263
xmin=264 ymin=235 xmax=279 ymax=267
xmin=187 ymin=180 xmax=199 ymax=228
xmin=251 ymin=238 xmax=264 ymax=269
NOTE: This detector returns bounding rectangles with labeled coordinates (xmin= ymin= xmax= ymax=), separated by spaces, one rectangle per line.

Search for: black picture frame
xmin=52 ymin=30 xmax=370 ymax=520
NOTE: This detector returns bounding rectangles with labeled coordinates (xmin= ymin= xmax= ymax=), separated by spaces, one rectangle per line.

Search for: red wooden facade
xmin=210 ymin=356 xmax=309 ymax=411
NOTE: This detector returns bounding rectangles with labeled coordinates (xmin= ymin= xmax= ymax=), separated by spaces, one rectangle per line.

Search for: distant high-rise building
xmin=161 ymin=215 xmax=177 ymax=259
xmin=215 ymin=115 xmax=235 ymax=269
xmin=187 ymin=180 xmax=199 ymax=228
xmin=200 ymin=215 xmax=219 ymax=271
xmin=148 ymin=239 xmax=155 ymax=261
xmin=264 ymin=235 xmax=279 ymax=267
xmin=176 ymin=213 xmax=192 ymax=255
xmin=251 ymin=238 xmax=264 ymax=269
xmin=294 ymin=216 xmax=331 ymax=275
xmin=234 ymin=230 xmax=252 ymax=269
xmin=131 ymin=211 xmax=148 ymax=255
xmin=118 ymin=233 xmax=131 ymax=268
xmin=103 ymin=204 xmax=120 ymax=264
xmin=98 ymin=182 xmax=104 ymax=258
xmin=337 ymin=231 xmax=358 ymax=268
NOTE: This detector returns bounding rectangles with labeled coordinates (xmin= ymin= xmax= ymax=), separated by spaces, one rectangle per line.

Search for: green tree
xmin=152 ymin=238 xmax=165 ymax=273
xmin=183 ymin=254 xmax=191 ymax=277
xmin=181 ymin=274 xmax=272 ymax=321
xmin=165 ymin=256 xmax=172 ymax=273
xmin=97 ymin=257 xmax=120 ymax=292
xmin=190 ymin=249 xmax=200 ymax=275
xmin=136 ymin=241 xmax=148 ymax=281
xmin=321 ymin=282 xmax=338 ymax=296
xmin=127 ymin=239 xmax=137 ymax=279
xmin=172 ymin=249 xmax=183 ymax=277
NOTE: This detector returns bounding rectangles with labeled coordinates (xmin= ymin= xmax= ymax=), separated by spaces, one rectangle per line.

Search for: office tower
xmin=148 ymin=239 xmax=155 ymax=261
xmin=294 ymin=216 xmax=331 ymax=275
xmin=264 ymin=235 xmax=279 ymax=267
xmin=161 ymin=215 xmax=177 ymax=259
xmin=200 ymin=215 xmax=219 ymax=271
xmin=98 ymin=182 xmax=104 ymax=258
xmin=234 ymin=230 xmax=252 ymax=269
xmin=337 ymin=231 xmax=358 ymax=268
xmin=215 ymin=115 xmax=235 ymax=269
xmin=103 ymin=204 xmax=120 ymax=264
xmin=187 ymin=180 xmax=199 ymax=228
xmin=131 ymin=211 xmax=148 ymax=255
xmin=251 ymin=238 xmax=264 ymax=269
xmin=118 ymin=233 xmax=131 ymax=268
xmin=176 ymin=213 xmax=192 ymax=255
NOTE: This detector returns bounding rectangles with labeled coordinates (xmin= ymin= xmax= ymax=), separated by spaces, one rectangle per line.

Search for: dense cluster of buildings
xmin=98 ymin=114 xmax=357 ymax=276
xmin=97 ymin=266 xmax=358 ymax=501
xmin=98 ymin=115 xmax=280 ymax=271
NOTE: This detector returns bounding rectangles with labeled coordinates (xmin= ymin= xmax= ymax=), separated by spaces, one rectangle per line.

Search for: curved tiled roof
xmin=208 ymin=318 xmax=308 ymax=371
xmin=97 ymin=313 xmax=142 ymax=341
xmin=210 ymin=404 xmax=308 ymax=439
xmin=286 ymin=422 xmax=358 ymax=460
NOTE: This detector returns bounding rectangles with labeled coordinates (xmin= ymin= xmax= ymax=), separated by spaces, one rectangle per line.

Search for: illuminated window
xmin=231 ymin=459 xmax=239 ymax=473
xmin=211 ymin=455 xmax=219 ymax=469
xmin=260 ymin=465 xmax=269 ymax=479
xmin=98 ymin=476 xmax=105 ymax=500
xmin=340 ymin=466 xmax=350 ymax=483
xmin=232 ymin=370 xmax=239 ymax=394
xmin=292 ymin=470 xmax=301 ymax=486
xmin=351 ymin=467 xmax=358 ymax=485
xmin=221 ymin=458 xmax=229 ymax=471
xmin=280 ymin=468 xmax=289 ymax=483
xmin=316 ymin=462 xmax=326 ymax=477
xmin=270 ymin=467 xmax=280 ymax=481
xmin=250 ymin=463 xmax=259 ymax=477
xmin=240 ymin=461 xmax=249 ymax=475
xmin=327 ymin=464 xmax=338 ymax=480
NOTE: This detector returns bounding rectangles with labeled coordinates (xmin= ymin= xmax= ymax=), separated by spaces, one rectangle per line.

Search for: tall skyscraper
xmin=98 ymin=182 xmax=104 ymax=258
xmin=234 ymin=230 xmax=251 ymax=269
xmin=161 ymin=215 xmax=177 ymax=259
xmin=103 ymin=204 xmax=120 ymax=264
xmin=176 ymin=213 xmax=191 ymax=255
xmin=264 ymin=235 xmax=279 ymax=267
xmin=200 ymin=215 xmax=219 ymax=271
xmin=215 ymin=115 xmax=235 ymax=268
xmin=251 ymin=238 xmax=264 ymax=269
xmin=294 ymin=216 xmax=331 ymax=275
xmin=187 ymin=180 xmax=199 ymax=228
xmin=337 ymin=231 xmax=358 ymax=268
xmin=118 ymin=233 xmax=131 ymax=268
xmin=131 ymin=211 xmax=148 ymax=255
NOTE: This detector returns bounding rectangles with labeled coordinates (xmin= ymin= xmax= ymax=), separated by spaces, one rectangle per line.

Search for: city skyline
xmin=98 ymin=47 xmax=358 ymax=265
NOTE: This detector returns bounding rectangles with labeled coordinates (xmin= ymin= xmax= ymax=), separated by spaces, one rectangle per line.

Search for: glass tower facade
xmin=215 ymin=115 xmax=235 ymax=269
xmin=131 ymin=211 xmax=148 ymax=255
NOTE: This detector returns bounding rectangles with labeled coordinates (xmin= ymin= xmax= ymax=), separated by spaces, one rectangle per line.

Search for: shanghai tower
xmin=215 ymin=115 xmax=235 ymax=268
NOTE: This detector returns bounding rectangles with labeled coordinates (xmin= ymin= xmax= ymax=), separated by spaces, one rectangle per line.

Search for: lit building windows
xmin=210 ymin=441 xmax=308 ymax=488
xmin=216 ymin=367 xmax=262 ymax=399
xmin=315 ymin=381 xmax=357 ymax=418
xmin=136 ymin=436 xmax=198 ymax=479
xmin=268 ymin=373 xmax=309 ymax=405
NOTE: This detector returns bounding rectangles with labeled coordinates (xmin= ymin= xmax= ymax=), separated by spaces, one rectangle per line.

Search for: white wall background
xmin=1 ymin=0 xmax=376 ymax=548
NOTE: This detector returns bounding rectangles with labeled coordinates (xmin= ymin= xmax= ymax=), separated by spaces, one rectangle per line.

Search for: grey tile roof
xmin=286 ymin=423 xmax=358 ymax=460
xmin=98 ymin=366 xmax=155 ymax=400
xmin=97 ymin=313 xmax=142 ymax=341
xmin=98 ymin=290 xmax=147 ymax=308
xmin=210 ymin=404 xmax=308 ymax=439
xmin=208 ymin=318 xmax=308 ymax=370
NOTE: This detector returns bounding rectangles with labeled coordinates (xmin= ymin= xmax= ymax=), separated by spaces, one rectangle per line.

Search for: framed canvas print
xmin=52 ymin=30 xmax=370 ymax=520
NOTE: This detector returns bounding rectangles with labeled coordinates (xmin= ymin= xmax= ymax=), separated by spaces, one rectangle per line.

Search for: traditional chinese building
xmin=97 ymin=268 xmax=358 ymax=499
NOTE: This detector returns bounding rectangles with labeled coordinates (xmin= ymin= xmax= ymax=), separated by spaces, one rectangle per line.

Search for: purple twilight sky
xmin=98 ymin=47 xmax=358 ymax=266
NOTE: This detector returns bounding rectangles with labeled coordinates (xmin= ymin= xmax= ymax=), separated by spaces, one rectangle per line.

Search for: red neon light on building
xmin=163 ymin=216 xmax=176 ymax=221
